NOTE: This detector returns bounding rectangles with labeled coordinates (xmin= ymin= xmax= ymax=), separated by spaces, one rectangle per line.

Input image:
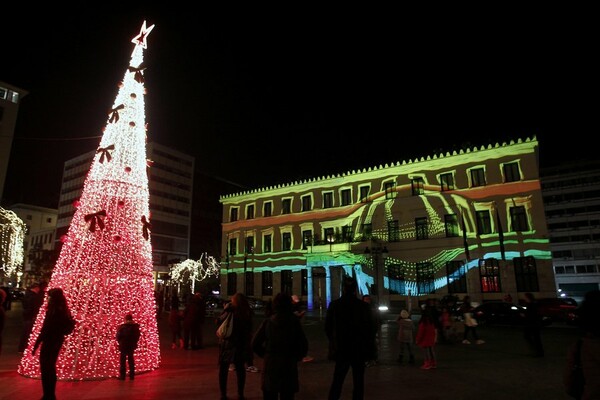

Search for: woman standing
xmin=218 ymin=293 xmax=253 ymax=400
xmin=459 ymin=296 xmax=484 ymax=345
xmin=415 ymin=312 xmax=438 ymax=370
xmin=32 ymin=288 xmax=75 ymax=400
xmin=252 ymin=292 xmax=308 ymax=400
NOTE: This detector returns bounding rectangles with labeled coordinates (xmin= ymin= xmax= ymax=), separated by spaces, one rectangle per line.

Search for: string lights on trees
xmin=18 ymin=21 xmax=160 ymax=380
xmin=170 ymin=253 xmax=220 ymax=293
xmin=0 ymin=207 xmax=26 ymax=277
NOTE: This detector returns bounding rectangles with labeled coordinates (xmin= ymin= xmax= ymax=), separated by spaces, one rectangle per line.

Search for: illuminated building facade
xmin=541 ymin=161 xmax=600 ymax=303
xmin=56 ymin=141 xmax=194 ymax=281
xmin=220 ymin=136 xmax=555 ymax=310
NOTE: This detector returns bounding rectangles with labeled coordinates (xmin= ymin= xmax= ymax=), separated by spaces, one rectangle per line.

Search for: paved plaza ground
xmin=0 ymin=301 xmax=581 ymax=399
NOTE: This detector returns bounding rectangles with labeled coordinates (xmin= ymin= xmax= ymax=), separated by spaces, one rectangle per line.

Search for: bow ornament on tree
xmin=108 ymin=104 xmax=125 ymax=123
xmin=128 ymin=63 xmax=146 ymax=83
xmin=141 ymin=215 xmax=152 ymax=240
xmin=96 ymin=144 xmax=115 ymax=163
xmin=84 ymin=210 xmax=107 ymax=232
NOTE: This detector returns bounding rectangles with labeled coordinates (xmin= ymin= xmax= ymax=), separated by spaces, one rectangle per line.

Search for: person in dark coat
xmin=183 ymin=291 xmax=206 ymax=350
xmin=522 ymin=292 xmax=544 ymax=357
xmin=218 ymin=292 xmax=253 ymax=400
xmin=32 ymin=288 xmax=76 ymax=400
xmin=116 ymin=313 xmax=141 ymax=380
xmin=19 ymin=283 xmax=44 ymax=352
xmin=252 ymin=292 xmax=308 ymax=400
xmin=325 ymin=276 xmax=375 ymax=400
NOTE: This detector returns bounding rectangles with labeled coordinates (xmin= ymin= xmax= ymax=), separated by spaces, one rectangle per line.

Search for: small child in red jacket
xmin=415 ymin=312 xmax=438 ymax=370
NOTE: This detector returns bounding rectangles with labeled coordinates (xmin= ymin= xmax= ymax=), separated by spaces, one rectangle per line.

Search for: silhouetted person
xmin=325 ymin=277 xmax=374 ymax=400
xmin=32 ymin=288 xmax=76 ymax=400
xmin=522 ymin=292 xmax=544 ymax=357
xmin=183 ymin=291 xmax=206 ymax=350
xmin=19 ymin=283 xmax=44 ymax=352
xmin=116 ymin=313 xmax=141 ymax=380
xmin=252 ymin=292 xmax=308 ymax=400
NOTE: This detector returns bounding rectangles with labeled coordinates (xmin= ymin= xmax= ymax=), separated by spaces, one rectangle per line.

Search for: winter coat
xmin=116 ymin=322 xmax=141 ymax=353
xmin=416 ymin=320 xmax=437 ymax=348
xmin=397 ymin=318 xmax=415 ymax=343
xmin=564 ymin=334 xmax=600 ymax=400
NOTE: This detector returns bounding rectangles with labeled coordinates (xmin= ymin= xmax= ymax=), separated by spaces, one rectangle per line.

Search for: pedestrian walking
xmin=218 ymin=293 xmax=253 ymax=400
xmin=252 ymin=292 xmax=308 ymax=400
xmin=325 ymin=276 xmax=375 ymax=400
xmin=19 ymin=283 xmax=44 ymax=352
xmin=183 ymin=291 xmax=206 ymax=350
xmin=522 ymin=292 xmax=544 ymax=357
xmin=415 ymin=311 xmax=437 ymax=370
xmin=564 ymin=289 xmax=600 ymax=399
xmin=459 ymin=296 xmax=484 ymax=345
xmin=396 ymin=309 xmax=415 ymax=364
xmin=32 ymin=288 xmax=76 ymax=400
xmin=168 ymin=294 xmax=183 ymax=349
xmin=116 ymin=313 xmax=141 ymax=380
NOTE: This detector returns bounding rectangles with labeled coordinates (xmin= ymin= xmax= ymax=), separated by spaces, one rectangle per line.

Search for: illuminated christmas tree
xmin=18 ymin=21 xmax=161 ymax=380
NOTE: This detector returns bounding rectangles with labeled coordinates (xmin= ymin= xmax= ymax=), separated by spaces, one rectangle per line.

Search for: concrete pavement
xmin=0 ymin=302 xmax=580 ymax=399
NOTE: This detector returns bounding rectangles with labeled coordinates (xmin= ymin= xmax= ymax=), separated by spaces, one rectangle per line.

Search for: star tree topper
xmin=131 ymin=20 xmax=155 ymax=49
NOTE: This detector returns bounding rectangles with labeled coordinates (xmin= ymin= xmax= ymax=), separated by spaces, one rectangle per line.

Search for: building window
xmin=361 ymin=223 xmax=372 ymax=239
xmin=388 ymin=264 xmax=406 ymax=295
xmin=227 ymin=272 xmax=237 ymax=296
xmin=415 ymin=217 xmax=428 ymax=240
xmin=263 ymin=234 xmax=272 ymax=253
xmin=470 ymin=168 xmax=486 ymax=187
xmin=476 ymin=210 xmax=492 ymax=235
xmin=341 ymin=189 xmax=352 ymax=206
xmin=360 ymin=185 xmax=370 ymax=202
xmin=416 ymin=262 xmax=435 ymax=295
xmin=444 ymin=214 xmax=459 ymax=237
xmin=262 ymin=271 xmax=273 ymax=296
xmin=410 ymin=177 xmax=424 ymax=196
xmin=229 ymin=238 xmax=237 ymax=256
xmin=323 ymin=192 xmax=334 ymax=208
xmin=388 ymin=220 xmax=400 ymax=242
xmin=264 ymin=202 xmax=272 ymax=217
xmin=503 ymin=161 xmax=521 ymax=183
xmin=440 ymin=172 xmax=455 ymax=191
xmin=281 ymin=270 xmax=293 ymax=295
xmin=282 ymin=232 xmax=292 ymax=251
xmin=245 ymin=271 xmax=254 ymax=296
xmin=246 ymin=204 xmax=254 ymax=220
xmin=282 ymin=198 xmax=292 ymax=214
xmin=302 ymin=195 xmax=312 ymax=212
xmin=301 ymin=269 xmax=308 ymax=295
xmin=245 ymin=236 xmax=254 ymax=254
xmin=230 ymin=207 xmax=238 ymax=222
xmin=324 ymin=227 xmax=335 ymax=243
xmin=302 ymin=230 xmax=312 ymax=249
xmin=479 ymin=258 xmax=501 ymax=293
xmin=514 ymin=256 xmax=539 ymax=292
xmin=510 ymin=206 xmax=529 ymax=232
xmin=446 ymin=261 xmax=467 ymax=293
xmin=384 ymin=181 xmax=397 ymax=199
xmin=342 ymin=225 xmax=352 ymax=242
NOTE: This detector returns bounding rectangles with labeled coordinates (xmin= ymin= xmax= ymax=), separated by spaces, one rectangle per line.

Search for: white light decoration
xmin=18 ymin=21 xmax=160 ymax=380
xmin=170 ymin=253 xmax=220 ymax=293
xmin=0 ymin=207 xmax=26 ymax=276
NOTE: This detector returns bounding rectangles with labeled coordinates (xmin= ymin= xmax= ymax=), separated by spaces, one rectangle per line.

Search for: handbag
xmin=565 ymin=338 xmax=585 ymax=399
xmin=216 ymin=312 xmax=233 ymax=340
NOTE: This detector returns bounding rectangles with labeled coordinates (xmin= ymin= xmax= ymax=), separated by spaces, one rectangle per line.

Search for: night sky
xmin=2 ymin=8 xmax=598 ymax=208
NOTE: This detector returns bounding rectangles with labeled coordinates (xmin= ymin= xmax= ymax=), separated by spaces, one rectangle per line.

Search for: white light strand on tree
xmin=0 ymin=207 xmax=26 ymax=276
xmin=170 ymin=253 xmax=220 ymax=292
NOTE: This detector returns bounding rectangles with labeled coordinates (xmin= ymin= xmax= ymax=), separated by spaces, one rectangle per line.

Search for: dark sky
xmin=2 ymin=8 xmax=598 ymax=208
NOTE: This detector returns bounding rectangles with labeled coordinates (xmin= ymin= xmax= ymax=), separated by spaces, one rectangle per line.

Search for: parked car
xmin=205 ymin=295 xmax=226 ymax=316
xmin=247 ymin=296 xmax=265 ymax=310
xmin=472 ymin=302 xmax=528 ymax=326
xmin=535 ymin=297 xmax=578 ymax=325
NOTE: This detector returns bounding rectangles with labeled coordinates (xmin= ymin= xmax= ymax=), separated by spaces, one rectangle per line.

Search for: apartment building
xmin=541 ymin=161 xmax=600 ymax=303
xmin=55 ymin=141 xmax=194 ymax=281
xmin=8 ymin=204 xmax=57 ymax=286
xmin=219 ymin=136 xmax=556 ymax=311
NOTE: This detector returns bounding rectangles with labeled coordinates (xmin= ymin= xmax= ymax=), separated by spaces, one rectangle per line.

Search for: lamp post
xmin=364 ymin=241 xmax=389 ymax=308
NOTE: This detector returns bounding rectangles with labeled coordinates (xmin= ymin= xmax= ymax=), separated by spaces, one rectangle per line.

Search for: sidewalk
xmin=1 ymin=302 xmax=580 ymax=399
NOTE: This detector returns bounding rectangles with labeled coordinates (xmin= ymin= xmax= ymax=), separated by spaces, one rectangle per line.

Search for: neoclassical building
xmin=219 ymin=136 xmax=555 ymax=311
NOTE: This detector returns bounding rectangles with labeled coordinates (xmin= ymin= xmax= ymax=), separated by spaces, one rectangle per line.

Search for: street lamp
xmin=364 ymin=242 xmax=389 ymax=309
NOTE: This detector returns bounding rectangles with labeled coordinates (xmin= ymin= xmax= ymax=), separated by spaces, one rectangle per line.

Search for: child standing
xmin=396 ymin=309 xmax=415 ymax=364
xmin=415 ymin=312 xmax=437 ymax=370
